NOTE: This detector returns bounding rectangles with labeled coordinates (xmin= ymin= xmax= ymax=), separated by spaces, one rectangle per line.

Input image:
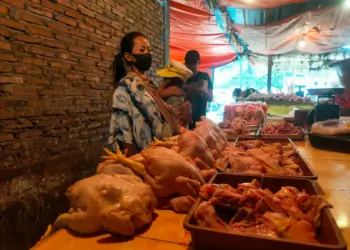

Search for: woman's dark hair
xmin=233 ymin=88 xmax=242 ymax=98
xmin=243 ymin=88 xmax=257 ymax=98
xmin=113 ymin=31 xmax=146 ymax=85
xmin=165 ymin=77 xmax=185 ymax=89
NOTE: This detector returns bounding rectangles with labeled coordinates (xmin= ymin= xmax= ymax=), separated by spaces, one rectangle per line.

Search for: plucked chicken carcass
xmin=196 ymin=117 xmax=228 ymax=143
xmin=194 ymin=180 xmax=331 ymax=243
xmin=43 ymin=174 xmax=157 ymax=237
xmin=178 ymin=129 xmax=216 ymax=169
xmin=101 ymin=146 xmax=205 ymax=213
xmin=149 ymin=128 xmax=219 ymax=181
xmin=194 ymin=117 xmax=228 ymax=158
xmin=150 ymin=117 xmax=227 ymax=163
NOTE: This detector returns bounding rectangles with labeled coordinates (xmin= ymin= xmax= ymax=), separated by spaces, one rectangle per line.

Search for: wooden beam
xmin=163 ymin=0 xmax=170 ymax=66
xmin=267 ymin=55 xmax=273 ymax=92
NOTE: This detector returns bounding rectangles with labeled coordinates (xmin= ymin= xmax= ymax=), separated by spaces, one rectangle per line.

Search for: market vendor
xmin=108 ymin=32 xmax=181 ymax=156
xmin=184 ymin=50 xmax=213 ymax=129
xmin=156 ymin=59 xmax=193 ymax=127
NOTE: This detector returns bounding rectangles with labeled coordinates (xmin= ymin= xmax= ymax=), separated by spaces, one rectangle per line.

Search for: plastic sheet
xmin=170 ymin=0 xmax=236 ymax=69
xmin=311 ymin=119 xmax=350 ymax=135
xmin=218 ymin=0 xmax=306 ymax=9
xmin=227 ymin=5 xmax=350 ymax=54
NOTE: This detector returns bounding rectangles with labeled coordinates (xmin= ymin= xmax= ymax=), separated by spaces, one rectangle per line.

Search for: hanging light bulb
xmin=299 ymin=36 xmax=306 ymax=48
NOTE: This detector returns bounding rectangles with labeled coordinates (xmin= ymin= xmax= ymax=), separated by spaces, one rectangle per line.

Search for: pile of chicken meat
xmin=219 ymin=105 xmax=266 ymax=134
xmin=215 ymin=140 xmax=303 ymax=176
xmin=43 ymin=118 xmax=228 ymax=238
xmin=261 ymin=122 xmax=302 ymax=135
xmin=194 ymin=180 xmax=331 ymax=244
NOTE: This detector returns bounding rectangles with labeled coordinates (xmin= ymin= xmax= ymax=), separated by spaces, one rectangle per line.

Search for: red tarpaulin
xmin=218 ymin=0 xmax=306 ymax=9
xmin=170 ymin=0 xmax=236 ymax=69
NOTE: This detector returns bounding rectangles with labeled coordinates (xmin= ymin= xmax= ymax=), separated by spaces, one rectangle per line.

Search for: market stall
xmin=27 ymin=0 xmax=350 ymax=249
xmin=32 ymin=140 xmax=350 ymax=250
xmin=30 ymin=109 xmax=350 ymax=250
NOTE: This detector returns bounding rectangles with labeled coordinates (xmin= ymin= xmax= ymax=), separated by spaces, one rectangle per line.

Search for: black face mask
xmin=132 ymin=53 xmax=152 ymax=72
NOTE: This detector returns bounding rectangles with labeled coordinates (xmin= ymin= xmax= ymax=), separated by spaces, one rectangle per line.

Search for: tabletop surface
xmin=32 ymin=140 xmax=350 ymax=250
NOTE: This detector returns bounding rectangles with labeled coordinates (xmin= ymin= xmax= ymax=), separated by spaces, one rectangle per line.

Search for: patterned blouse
xmin=108 ymin=76 xmax=170 ymax=153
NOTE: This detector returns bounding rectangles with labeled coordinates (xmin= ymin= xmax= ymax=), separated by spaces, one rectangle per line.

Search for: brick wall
xmin=0 ymin=0 xmax=165 ymax=249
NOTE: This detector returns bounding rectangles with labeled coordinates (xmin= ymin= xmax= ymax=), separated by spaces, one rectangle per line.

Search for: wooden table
xmin=32 ymin=140 xmax=350 ymax=250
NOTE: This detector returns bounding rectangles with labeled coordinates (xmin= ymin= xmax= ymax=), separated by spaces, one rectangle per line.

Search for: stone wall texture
xmin=0 ymin=0 xmax=165 ymax=249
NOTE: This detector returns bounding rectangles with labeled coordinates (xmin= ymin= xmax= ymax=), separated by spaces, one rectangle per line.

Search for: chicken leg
xmin=102 ymin=148 xmax=157 ymax=188
xmin=52 ymin=210 xmax=102 ymax=234
xmin=170 ymin=196 xmax=195 ymax=213
xmin=174 ymin=176 xmax=202 ymax=197
xmin=149 ymin=137 xmax=178 ymax=148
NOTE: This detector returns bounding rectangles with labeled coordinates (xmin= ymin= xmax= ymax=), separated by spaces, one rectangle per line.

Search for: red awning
xmin=170 ymin=0 xmax=236 ymax=69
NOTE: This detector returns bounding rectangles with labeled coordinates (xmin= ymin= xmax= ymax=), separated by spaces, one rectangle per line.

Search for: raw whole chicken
xmin=147 ymin=118 xmax=227 ymax=179
xmin=148 ymin=129 xmax=219 ymax=180
xmin=97 ymin=159 xmax=135 ymax=176
xmin=194 ymin=117 xmax=228 ymax=158
xmin=196 ymin=116 xmax=228 ymax=143
xmin=194 ymin=123 xmax=217 ymax=150
xmin=43 ymin=174 xmax=157 ymax=237
xmin=178 ymin=129 xmax=216 ymax=169
xmin=102 ymin=146 xmax=205 ymax=213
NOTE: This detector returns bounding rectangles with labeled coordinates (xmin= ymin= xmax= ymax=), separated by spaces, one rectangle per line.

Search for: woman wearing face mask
xmin=108 ymin=32 xmax=180 ymax=156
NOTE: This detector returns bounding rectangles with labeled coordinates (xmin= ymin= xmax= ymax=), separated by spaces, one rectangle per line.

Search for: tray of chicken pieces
xmin=219 ymin=104 xmax=266 ymax=141
xmin=215 ymin=138 xmax=317 ymax=179
xmin=184 ymin=174 xmax=346 ymax=250
xmin=220 ymin=120 xmax=260 ymax=141
xmin=258 ymin=121 xmax=306 ymax=141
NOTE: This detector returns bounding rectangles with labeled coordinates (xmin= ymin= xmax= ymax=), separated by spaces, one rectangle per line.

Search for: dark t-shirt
xmin=185 ymin=72 xmax=213 ymax=123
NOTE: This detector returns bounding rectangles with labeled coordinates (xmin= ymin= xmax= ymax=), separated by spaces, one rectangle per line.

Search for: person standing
xmin=184 ymin=50 xmax=213 ymax=129
xmin=156 ymin=59 xmax=193 ymax=128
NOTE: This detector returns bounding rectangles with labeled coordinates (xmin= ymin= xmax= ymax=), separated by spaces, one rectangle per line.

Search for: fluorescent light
xmin=343 ymin=45 xmax=350 ymax=49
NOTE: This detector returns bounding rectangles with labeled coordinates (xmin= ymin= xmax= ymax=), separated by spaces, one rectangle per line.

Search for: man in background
xmin=232 ymin=87 xmax=258 ymax=102
xmin=184 ymin=50 xmax=213 ymax=129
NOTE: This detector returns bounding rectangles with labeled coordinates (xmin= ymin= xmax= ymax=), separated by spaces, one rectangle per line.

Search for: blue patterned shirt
xmin=108 ymin=76 xmax=169 ymax=152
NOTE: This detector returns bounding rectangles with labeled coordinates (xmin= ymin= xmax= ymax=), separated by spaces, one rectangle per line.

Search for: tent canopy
xmin=169 ymin=0 xmax=350 ymax=69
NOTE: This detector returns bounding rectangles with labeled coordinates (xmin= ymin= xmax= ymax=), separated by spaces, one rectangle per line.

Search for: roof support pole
xmin=267 ymin=55 xmax=273 ymax=92
xmin=163 ymin=0 xmax=170 ymax=65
